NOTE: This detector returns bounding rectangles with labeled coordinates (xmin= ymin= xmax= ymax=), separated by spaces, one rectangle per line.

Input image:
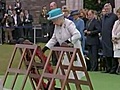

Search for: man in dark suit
xmin=84 ymin=10 xmax=101 ymax=71
xmin=24 ymin=10 xmax=33 ymax=40
xmin=101 ymin=3 xmax=118 ymax=74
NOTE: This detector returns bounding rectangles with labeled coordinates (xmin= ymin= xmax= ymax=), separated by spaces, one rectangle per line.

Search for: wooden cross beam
xmin=37 ymin=47 xmax=93 ymax=90
xmin=2 ymin=44 xmax=53 ymax=90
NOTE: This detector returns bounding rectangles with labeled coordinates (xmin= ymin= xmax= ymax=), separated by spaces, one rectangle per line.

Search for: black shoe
xmin=109 ymin=71 xmax=118 ymax=75
xmin=102 ymin=70 xmax=110 ymax=73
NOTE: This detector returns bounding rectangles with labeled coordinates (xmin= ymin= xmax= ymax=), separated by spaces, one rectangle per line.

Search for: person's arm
xmin=42 ymin=33 xmax=57 ymax=53
xmin=42 ymin=46 xmax=49 ymax=53
xmin=45 ymin=33 xmax=57 ymax=49
xmin=77 ymin=20 xmax=85 ymax=40
xmin=78 ymin=20 xmax=85 ymax=33
xmin=89 ymin=20 xmax=101 ymax=35
xmin=28 ymin=15 xmax=33 ymax=23
xmin=67 ymin=22 xmax=81 ymax=43
xmin=112 ymin=21 xmax=117 ymax=39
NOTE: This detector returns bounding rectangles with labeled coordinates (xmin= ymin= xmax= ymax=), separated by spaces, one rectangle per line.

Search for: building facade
xmin=66 ymin=0 xmax=83 ymax=10
xmin=5 ymin=0 xmax=120 ymax=24
xmin=6 ymin=0 xmax=66 ymax=24
xmin=115 ymin=0 xmax=120 ymax=11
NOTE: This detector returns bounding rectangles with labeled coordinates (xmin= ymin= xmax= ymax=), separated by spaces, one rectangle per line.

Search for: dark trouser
xmin=0 ymin=28 xmax=3 ymax=44
xmin=41 ymin=23 xmax=49 ymax=37
xmin=13 ymin=27 xmax=19 ymax=40
xmin=52 ymin=42 xmax=60 ymax=66
xmin=24 ymin=27 xmax=33 ymax=41
xmin=48 ymin=23 xmax=54 ymax=40
xmin=13 ymin=27 xmax=24 ymax=40
xmin=105 ymin=57 xmax=118 ymax=72
xmin=88 ymin=45 xmax=98 ymax=71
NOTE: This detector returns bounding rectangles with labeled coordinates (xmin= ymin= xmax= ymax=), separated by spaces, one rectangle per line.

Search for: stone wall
xmin=115 ymin=0 xmax=120 ymax=11
xmin=66 ymin=0 xmax=83 ymax=10
xmin=6 ymin=0 xmax=65 ymax=24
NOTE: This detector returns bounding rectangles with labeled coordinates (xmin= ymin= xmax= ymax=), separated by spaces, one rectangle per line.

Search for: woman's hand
xmin=61 ymin=42 xmax=73 ymax=47
xmin=61 ymin=42 xmax=68 ymax=47
xmin=112 ymin=38 xmax=118 ymax=44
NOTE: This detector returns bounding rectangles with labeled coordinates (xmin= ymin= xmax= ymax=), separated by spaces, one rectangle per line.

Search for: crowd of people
xmin=0 ymin=0 xmax=120 ymax=75
xmin=0 ymin=0 xmax=33 ymax=44
xmin=41 ymin=1 xmax=120 ymax=75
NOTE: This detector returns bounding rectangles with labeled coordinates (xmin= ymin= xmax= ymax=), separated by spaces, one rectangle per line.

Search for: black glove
xmin=42 ymin=46 xmax=49 ymax=53
xmin=65 ymin=40 xmax=71 ymax=43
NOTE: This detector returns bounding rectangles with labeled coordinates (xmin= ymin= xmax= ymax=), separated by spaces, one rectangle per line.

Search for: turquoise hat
xmin=47 ymin=8 xmax=64 ymax=20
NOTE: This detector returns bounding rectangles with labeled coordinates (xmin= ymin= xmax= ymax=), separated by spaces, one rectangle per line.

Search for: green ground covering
xmin=0 ymin=44 xmax=120 ymax=90
xmin=0 ymin=72 xmax=120 ymax=90
xmin=0 ymin=43 xmax=46 ymax=75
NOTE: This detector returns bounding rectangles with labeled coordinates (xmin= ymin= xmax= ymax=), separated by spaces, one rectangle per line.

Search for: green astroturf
xmin=0 ymin=72 xmax=120 ymax=90
xmin=0 ymin=44 xmax=120 ymax=90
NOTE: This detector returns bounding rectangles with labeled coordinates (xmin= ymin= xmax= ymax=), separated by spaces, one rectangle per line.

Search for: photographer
xmin=1 ymin=13 xmax=14 ymax=43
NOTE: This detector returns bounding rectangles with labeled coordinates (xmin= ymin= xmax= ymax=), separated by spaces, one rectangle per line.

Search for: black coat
xmin=101 ymin=13 xmax=118 ymax=57
xmin=85 ymin=18 xmax=101 ymax=45
xmin=24 ymin=14 xmax=33 ymax=28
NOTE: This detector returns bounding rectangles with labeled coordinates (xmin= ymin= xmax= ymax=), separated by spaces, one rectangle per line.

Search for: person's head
xmin=101 ymin=8 xmax=106 ymax=15
xmin=24 ymin=10 xmax=29 ymax=15
xmin=97 ymin=0 xmax=101 ymax=3
xmin=20 ymin=11 xmax=24 ymax=17
xmin=79 ymin=9 xmax=87 ymax=18
xmin=47 ymin=8 xmax=64 ymax=26
xmin=16 ymin=0 xmax=20 ymax=2
xmin=42 ymin=6 xmax=47 ymax=14
xmin=116 ymin=8 xmax=120 ymax=20
xmin=87 ymin=10 xmax=95 ymax=20
xmin=12 ymin=9 xmax=17 ymax=15
xmin=50 ymin=2 xmax=57 ymax=10
xmin=8 ymin=5 xmax=12 ymax=9
xmin=42 ymin=6 xmax=47 ymax=11
xmin=70 ymin=10 xmax=80 ymax=20
xmin=104 ymin=3 xmax=112 ymax=14
xmin=62 ymin=6 xmax=70 ymax=17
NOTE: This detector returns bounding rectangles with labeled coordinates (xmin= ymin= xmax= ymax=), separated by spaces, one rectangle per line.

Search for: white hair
xmin=104 ymin=3 xmax=112 ymax=12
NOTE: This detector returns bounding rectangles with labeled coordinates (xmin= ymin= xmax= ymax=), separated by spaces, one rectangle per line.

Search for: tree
xmin=84 ymin=0 xmax=106 ymax=10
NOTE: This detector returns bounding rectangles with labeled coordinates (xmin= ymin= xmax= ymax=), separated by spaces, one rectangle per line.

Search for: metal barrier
xmin=0 ymin=28 xmax=2 ymax=45
xmin=0 ymin=25 xmax=42 ymax=44
xmin=33 ymin=25 xmax=41 ymax=44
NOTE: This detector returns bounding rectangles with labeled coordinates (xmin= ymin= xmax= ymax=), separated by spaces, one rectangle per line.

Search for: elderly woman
xmin=70 ymin=10 xmax=85 ymax=53
xmin=42 ymin=8 xmax=86 ymax=79
xmin=112 ymin=8 xmax=120 ymax=74
xmin=42 ymin=8 xmax=81 ymax=52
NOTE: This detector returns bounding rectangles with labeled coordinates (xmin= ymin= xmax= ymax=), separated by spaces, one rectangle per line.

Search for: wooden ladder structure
xmin=37 ymin=47 xmax=93 ymax=90
xmin=2 ymin=44 xmax=52 ymax=90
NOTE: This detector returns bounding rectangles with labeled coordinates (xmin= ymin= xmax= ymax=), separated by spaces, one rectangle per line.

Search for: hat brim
xmin=71 ymin=12 xmax=80 ymax=16
xmin=47 ymin=14 xmax=64 ymax=20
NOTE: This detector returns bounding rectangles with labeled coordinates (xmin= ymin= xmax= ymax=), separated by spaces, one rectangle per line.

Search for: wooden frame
xmin=37 ymin=47 xmax=93 ymax=90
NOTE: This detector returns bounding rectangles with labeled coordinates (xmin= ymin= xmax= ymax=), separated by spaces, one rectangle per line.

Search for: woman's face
xmin=116 ymin=12 xmax=120 ymax=20
xmin=73 ymin=14 xmax=79 ymax=20
xmin=20 ymin=12 xmax=24 ymax=17
xmin=80 ymin=12 xmax=84 ymax=17
xmin=52 ymin=18 xmax=63 ymax=26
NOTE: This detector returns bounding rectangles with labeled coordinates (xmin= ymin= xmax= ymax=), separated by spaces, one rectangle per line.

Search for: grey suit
xmin=85 ymin=18 xmax=101 ymax=71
